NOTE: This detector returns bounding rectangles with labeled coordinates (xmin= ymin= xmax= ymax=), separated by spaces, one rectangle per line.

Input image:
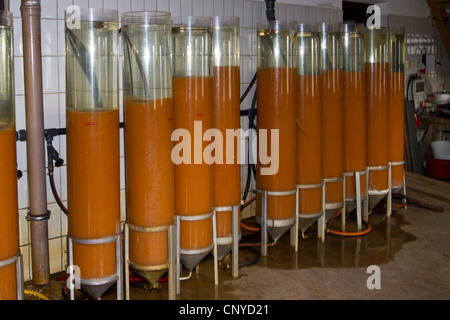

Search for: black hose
xmin=238 ymin=246 xmax=261 ymax=268
xmin=406 ymin=74 xmax=417 ymax=101
xmin=249 ymin=86 xmax=258 ymax=129
xmin=49 ymin=170 xmax=69 ymax=216
xmin=66 ymin=27 xmax=103 ymax=109
xmin=241 ymin=87 xmax=258 ymax=209
xmin=392 ymin=192 xmax=410 ymax=206
xmin=406 ymin=73 xmax=423 ymax=116
xmin=265 ymin=0 xmax=276 ymax=21
xmin=239 ymin=0 xmax=276 ymax=107
xmin=121 ymin=27 xmax=150 ymax=100
xmin=241 ymin=155 xmax=253 ymax=210
xmin=249 ymin=83 xmax=258 ymax=182
xmin=240 ymin=73 xmax=257 ymax=104
xmin=220 ymin=246 xmax=261 ymax=269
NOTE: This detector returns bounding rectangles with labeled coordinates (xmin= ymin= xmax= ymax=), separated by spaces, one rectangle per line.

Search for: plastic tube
xmin=65 ymin=8 xmax=120 ymax=288
xmin=319 ymin=23 xmax=344 ymax=207
xmin=341 ymin=23 xmax=367 ymax=200
xmin=296 ymin=23 xmax=323 ymax=215
xmin=389 ymin=27 xmax=406 ymax=189
xmin=212 ymin=16 xmax=241 ymax=248
xmin=364 ymin=26 xmax=390 ymax=193
xmin=122 ymin=11 xmax=174 ymax=283
xmin=256 ymin=20 xmax=297 ymax=236
xmin=172 ymin=16 xmax=214 ymax=270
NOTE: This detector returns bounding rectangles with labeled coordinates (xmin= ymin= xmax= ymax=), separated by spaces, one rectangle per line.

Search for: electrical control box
xmin=412 ymin=79 xmax=427 ymax=112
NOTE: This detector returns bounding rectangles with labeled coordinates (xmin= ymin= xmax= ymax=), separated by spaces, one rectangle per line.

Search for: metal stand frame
xmin=366 ymin=165 xmax=392 ymax=220
xmin=67 ymin=232 xmax=123 ymax=300
xmin=323 ymin=176 xmax=346 ymax=210
xmin=323 ymin=176 xmax=346 ymax=241
xmin=124 ymin=223 xmax=176 ymax=300
xmin=175 ymin=211 xmax=218 ymax=295
xmin=256 ymin=188 xmax=297 ymax=256
xmin=390 ymin=160 xmax=407 ymax=209
xmin=292 ymin=182 xmax=323 ymax=251
xmin=0 ymin=252 xmax=24 ymax=300
xmin=343 ymin=169 xmax=368 ymax=232
xmin=319 ymin=182 xmax=326 ymax=242
xmin=212 ymin=204 xmax=240 ymax=278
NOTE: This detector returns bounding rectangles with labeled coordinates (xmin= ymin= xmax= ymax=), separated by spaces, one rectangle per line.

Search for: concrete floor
xmin=224 ymin=204 xmax=450 ymax=300
xmin=24 ymin=200 xmax=450 ymax=301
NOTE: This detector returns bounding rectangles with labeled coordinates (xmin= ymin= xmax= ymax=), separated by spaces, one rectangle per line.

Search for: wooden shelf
xmin=405 ymin=171 xmax=450 ymax=212
xmin=427 ymin=0 xmax=450 ymax=59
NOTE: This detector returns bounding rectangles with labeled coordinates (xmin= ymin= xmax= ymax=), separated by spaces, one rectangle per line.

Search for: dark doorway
xmin=342 ymin=1 xmax=372 ymax=24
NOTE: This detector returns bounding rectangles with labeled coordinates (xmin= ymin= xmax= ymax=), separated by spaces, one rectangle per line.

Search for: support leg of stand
xmin=356 ymin=172 xmax=362 ymax=231
xmin=212 ymin=210 xmax=218 ymax=287
xmin=68 ymin=237 xmax=75 ymax=300
xmin=176 ymin=216 xmax=181 ymax=295
xmin=364 ymin=168 xmax=369 ymax=222
xmin=232 ymin=205 xmax=239 ymax=278
xmin=261 ymin=191 xmax=268 ymax=257
xmin=318 ymin=182 xmax=326 ymax=243
xmin=168 ymin=224 xmax=177 ymax=300
xmin=290 ymin=187 xmax=299 ymax=252
xmin=124 ymin=224 xmax=130 ymax=300
xmin=403 ymin=169 xmax=408 ymax=209
xmin=387 ymin=164 xmax=392 ymax=219
xmin=17 ymin=254 xmax=24 ymax=300
xmin=116 ymin=233 xmax=123 ymax=300
xmin=342 ymin=176 xmax=346 ymax=232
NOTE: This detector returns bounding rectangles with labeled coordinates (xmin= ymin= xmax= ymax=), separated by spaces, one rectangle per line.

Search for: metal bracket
xmin=26 ymin=210 xmax=51 ymax=222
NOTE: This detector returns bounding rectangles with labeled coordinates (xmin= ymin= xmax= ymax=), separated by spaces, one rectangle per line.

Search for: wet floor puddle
xmin=24 ymin=204 xmax=416 ymax=300
xmin=258 ymin=206 xmax=416 ymax=271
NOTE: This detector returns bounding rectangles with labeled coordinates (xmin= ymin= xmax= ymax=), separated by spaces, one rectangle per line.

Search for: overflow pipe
xmin=20 ymin=0 xmax=50 ymax=285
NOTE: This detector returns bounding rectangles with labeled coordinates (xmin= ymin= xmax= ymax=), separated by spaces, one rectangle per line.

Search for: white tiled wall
xmin=352 ymin=0 xmax=431 ymax=19
xmin=388 ymin=14 xmax=450 ymax=92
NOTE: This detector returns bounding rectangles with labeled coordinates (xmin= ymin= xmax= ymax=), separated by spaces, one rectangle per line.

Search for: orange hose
xmin=392 ymin=193 xmax=409 ymax=208
xmin=241 ymin=196 xmax=259 ymax=232
xmin=240 ymin=221 xmax=260 ymax=232
xmin=239 ymin=242 xmax=275 ymax=247
xmin=242 ymin=196 xmax=256 ymax=209
xmin=331 ymin=209 xmax=342 ymax=220
xmin=392 ymin=198 xmax=408 ymax=208
xmin=327 ymin=221 xmax=372 ymax=237
xmin=327 ymin=210 xmax=372 ymax=237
